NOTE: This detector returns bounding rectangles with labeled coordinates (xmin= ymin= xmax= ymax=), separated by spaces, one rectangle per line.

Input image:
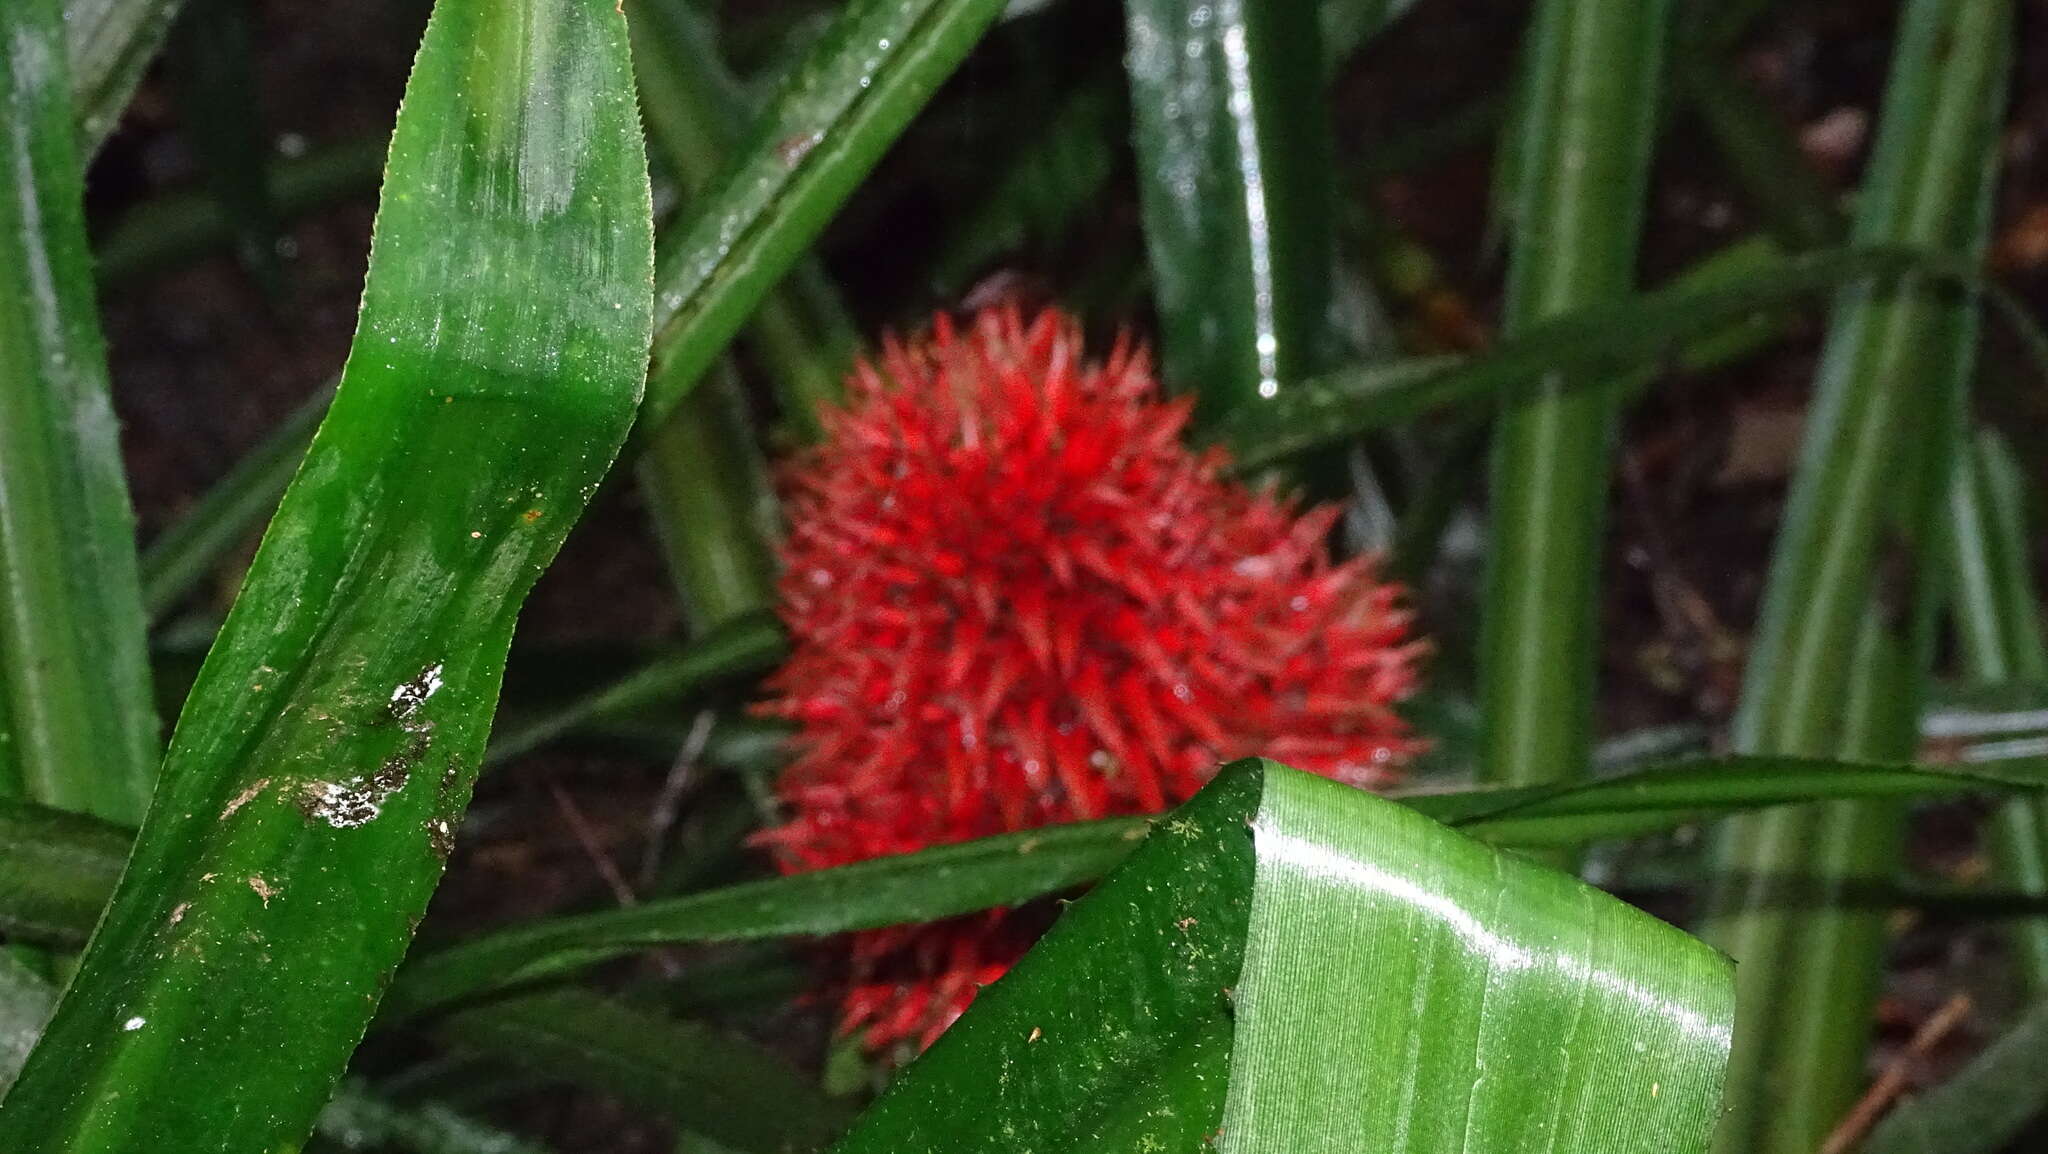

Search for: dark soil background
xmin=83 ymin=0 xmax=2048 ymax=1148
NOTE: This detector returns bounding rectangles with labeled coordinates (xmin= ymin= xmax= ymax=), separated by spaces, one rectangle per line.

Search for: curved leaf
xmin=829 ymin=760 xmax=1733 ymax=1153
xmin=0 ymin=0 xmax=652 ymax=1148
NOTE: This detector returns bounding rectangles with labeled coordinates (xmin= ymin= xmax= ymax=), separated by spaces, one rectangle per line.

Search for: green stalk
xmin=1479 ymin=0 xmax=1668 ymax=789
xmin=0 ymin=0 xmax=162 ymax=824
xmin=1944 ymin=428 xmax=2048 ymax=994
xmin=1123 ymin=0 xmax=1336 ymax=418
xmin=638 ymin=365 xmax=782 ymax=628
xmin=0 ymin=0 xmax=653 ymax=1146
xmin=1698 ymin=2 xmax=2013 ymax=1151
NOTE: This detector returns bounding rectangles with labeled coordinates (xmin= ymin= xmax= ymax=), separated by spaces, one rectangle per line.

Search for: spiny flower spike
xmin=759 ymin=306 xmax=1425 ymax=1054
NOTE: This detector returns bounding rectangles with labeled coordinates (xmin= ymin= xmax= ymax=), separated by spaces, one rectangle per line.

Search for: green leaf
xmin=1480 ymin=0 xmax=1669 ymax=799
xmin=94 ymin=138 xmax=388 ymax=288
xmin=435 ymin=990 xmax=852 ymax=1153
xmin=0 ymin=0 xmax=653 ymax=1148
xmin=640 ymin=0 xmax=1009 ymax=435
xmin=630 ymin=0 xmax=858 ymax=439
xmin=1218 ymin=244 xmax=2048 ymax=469
xmin=0 ymin=953 xmax=54 ymax=1093
xmin=1124 ymin=0 xmax=1336 ymax=417
xmin=1 ymin=756 xmax=2013 ymax=1004
xmin=62 ymin=0 xmax=185 ymax=152
xmin=829 ymin=760 xmax=1733 ymax=1152
xmin=1858 ymin=996 xmax=2048 ymax=1154
xmin=1944 ymin=428 xmax=2048 ymax=997
xmin=0 ymin=0 xmax=162 ymax=824
xmin=313 ymin=1081 xmax=557 ymax=1154
xmin=138 ymin=383 xmax=332 ymax=624
xmin=0 ymin=800 xmax=129 ymax=949
xmin=1699 ymin=2 xmax=2014 ymax=1151
xmin=483 ymin=614 xmax=786 ymax=765
xmin=371 ymin=755 xmax=2008 ymax=1020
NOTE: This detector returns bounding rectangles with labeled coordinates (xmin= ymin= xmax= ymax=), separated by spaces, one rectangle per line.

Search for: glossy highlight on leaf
xmin=830 ymin=760 xmax=1733 ymax=1153
xmin=0 ymin=0 xmax=653 ymax=1148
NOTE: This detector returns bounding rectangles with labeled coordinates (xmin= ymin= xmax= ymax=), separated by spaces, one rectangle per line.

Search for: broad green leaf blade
xmin=0 ymin=0 xmax=653 ymax=1147
xmin=829 ymin=760 xmax=1734 ymax=1153
xmin=436 ymin=990 xmax=852 ymax=1153
xmin=0 ymin=0 xmax=162 ymax=826
xmin=1700 ymin=1 xmax=2014 ymax=1151
xmin=640 ymin=0 xmax=1008 ymax=434
xmin=62 ymin=0 xmax=185 ymax=152
xmin=1124 ymin=0 xmax=1335 ymax=417
xmin=6 ymin=958 xmax=543 ymax=1154
xmin=1480 ymin=0 xmax=1668 ymax=797
xmin=1858 ymin=996 xmax=2048 ymax=1154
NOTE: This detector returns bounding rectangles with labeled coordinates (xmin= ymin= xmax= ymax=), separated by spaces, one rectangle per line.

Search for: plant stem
xmin=1699 ymin=2 xmax=2013 ymax=1151
xmin=1478 ymin=0 xmax=1668 ymax=790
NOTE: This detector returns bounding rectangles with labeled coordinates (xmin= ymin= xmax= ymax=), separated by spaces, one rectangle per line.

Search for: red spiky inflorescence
xmin=758 ymin=307 xmax=1424 ymax=1054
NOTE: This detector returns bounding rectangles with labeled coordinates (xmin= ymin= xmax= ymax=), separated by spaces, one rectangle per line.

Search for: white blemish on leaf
xmin=389 ymin=663 xmax=445 ymax=728
xmin=122 ymin=1016 xmax=146 ymax=1032
xmin=220 ymin=778 xmax=272 ymax=819
xmin=247 ymin=876 xmax=279 ymax=906
xmin=302 ymin=779 xmax=385 ymax=828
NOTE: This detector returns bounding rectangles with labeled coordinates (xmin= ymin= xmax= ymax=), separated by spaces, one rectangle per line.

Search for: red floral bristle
xmin=758 ymin=307 xmax=1425 ymax=1052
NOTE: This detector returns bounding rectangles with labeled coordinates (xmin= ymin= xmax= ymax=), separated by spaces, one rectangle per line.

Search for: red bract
xmin=758 ymin=307 xmax=1424 ymax=1053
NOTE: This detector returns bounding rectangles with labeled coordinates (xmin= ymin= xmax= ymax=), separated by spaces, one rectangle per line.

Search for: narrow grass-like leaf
xmin=484 ymin=614 xmax=786 ymax=766
xmin=1699 ymin=2 xmax=2013 ymax=1151
xmin=372 ymin=756 xmax=2007 ymax=1019
xmin=1676 ymin=53 xmax=1843 ymax=251
xmin=94 ymin=138 xmax=388 ymax=288
xmin=1858 ymin=996 xmax=2048 ymax=1154
xmin=0 ymin=0 xmax=652 ymax=1147
xmin=314 ymin=1081 xmax=556 ymax=1154
xmin=830 ymin=760 xmax=1732 ymax=1153
xmin=1479 ymin=0 xmax=1668 ymax=794
xmin=61 ymin=0 xmax=185 ymax=152
xmin=0 ymin=800 xmax=129 ymax=949
xmin=632 ymin=0 xmax=857 ymax=440
xmin=640 ymin=0 xmax=1009 ymax=433
xmin=436 ymin=990 xmax=851 ymax=1153
xmin=0 ymin=757 xmax=2013 ymax=1021
xmin=1124 ymin=0 xmax=1335 ymax=417
xmin=1944 ymin=428 xmax=2048 ymax=994
xmin=139 ymin=383 xmax=332 ymax=623
xmin=166 ymin=0 xmax=280 ymax=287
xmin=1219 ymin=244 xmax=2048 ymax=469
xmin=0 ymin=0 xmax=162 ymax=824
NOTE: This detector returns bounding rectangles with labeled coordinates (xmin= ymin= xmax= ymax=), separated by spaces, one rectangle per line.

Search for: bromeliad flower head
xmin=759 ymin=306 xmax=1424 ymax=1051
